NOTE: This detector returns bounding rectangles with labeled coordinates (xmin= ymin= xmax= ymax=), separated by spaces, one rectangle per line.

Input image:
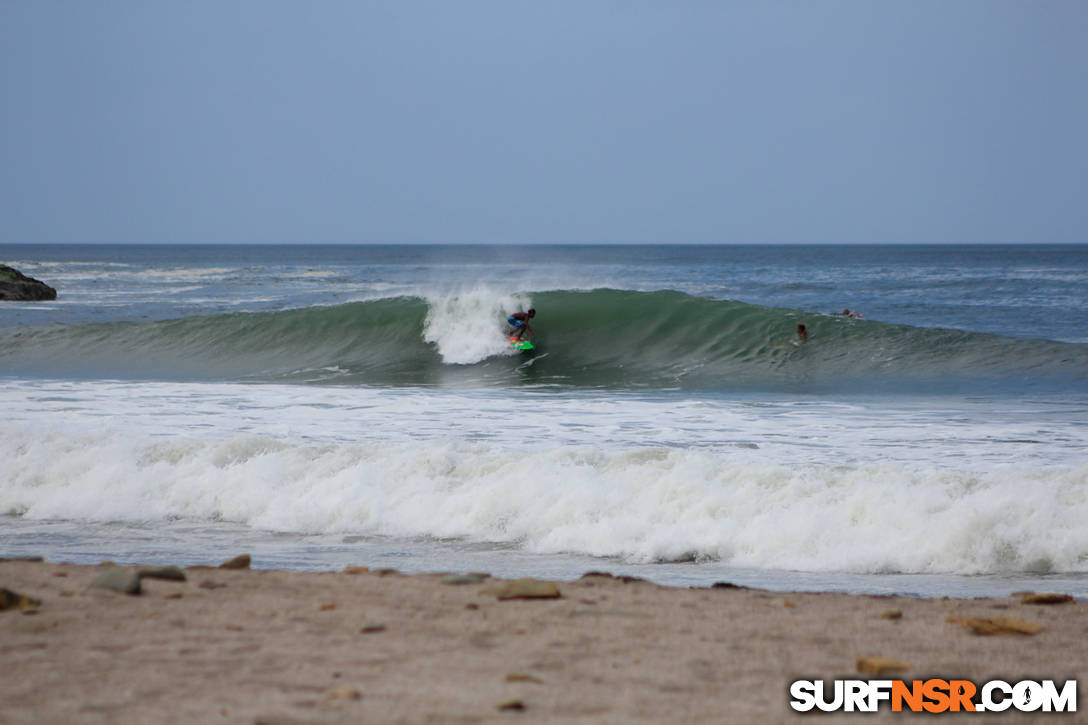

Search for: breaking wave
xmin=1 ymin=289 xmax=1085 ymax=392
xmin=3 ymin=428 xmax=1086 ymax=575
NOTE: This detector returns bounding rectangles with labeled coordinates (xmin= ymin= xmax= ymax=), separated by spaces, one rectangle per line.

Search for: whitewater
xmin=2 ymin=244 xmax=1087 ymax=597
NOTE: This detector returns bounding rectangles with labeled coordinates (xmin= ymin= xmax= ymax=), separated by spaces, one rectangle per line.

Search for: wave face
xmin=3 ymin=428 xmax=1086 ymax=575
xmin=2 ymin=289 xmax=1086 ymax=392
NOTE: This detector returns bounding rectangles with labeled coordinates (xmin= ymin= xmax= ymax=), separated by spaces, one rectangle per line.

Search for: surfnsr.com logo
xmin=790 ymin=678 xmax=1077 ymax=713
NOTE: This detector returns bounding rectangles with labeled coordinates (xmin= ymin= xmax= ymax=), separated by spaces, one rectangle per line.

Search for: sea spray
xmin=422 ymin=288 xmax=533 ymax=364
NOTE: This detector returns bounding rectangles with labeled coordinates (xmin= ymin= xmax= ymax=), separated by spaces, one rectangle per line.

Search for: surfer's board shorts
xmin=508 ymin=317 xmax=524 ymax=328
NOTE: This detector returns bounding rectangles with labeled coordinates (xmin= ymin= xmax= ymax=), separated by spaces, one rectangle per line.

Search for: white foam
xmin=3 ymin=424 xmax=1086 ymax=576
xmin=422 ymin=287 xmax=532 ymax=364
xmin=3 ymin=379 xmax=1086 ymax=576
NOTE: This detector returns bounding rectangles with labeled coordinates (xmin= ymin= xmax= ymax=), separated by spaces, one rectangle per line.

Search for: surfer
xmin=796 ymin=323 xmax=807 ymax=344
xmin=507 ymin=308 xmax=535 ymax=340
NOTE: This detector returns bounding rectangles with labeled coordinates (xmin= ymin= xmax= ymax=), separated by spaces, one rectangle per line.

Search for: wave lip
xmin=1 ymin=289 xmax=1085 ymax=392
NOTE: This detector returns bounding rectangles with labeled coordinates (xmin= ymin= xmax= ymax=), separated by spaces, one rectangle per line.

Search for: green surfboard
xmin=508 ymin=336 xmax=534 ymax=351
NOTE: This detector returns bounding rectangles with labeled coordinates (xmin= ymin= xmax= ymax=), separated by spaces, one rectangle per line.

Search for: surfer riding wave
xmin=507 ymin=308 xmax=535 ymax=341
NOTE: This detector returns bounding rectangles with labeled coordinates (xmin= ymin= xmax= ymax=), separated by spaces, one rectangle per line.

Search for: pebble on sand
xmin=91 ymin=567 xmax=142 ymax=595
xmin=484 ymin=578 xmax=562 ymax=600
xmin=856 ymin=657 xmax=911 ymax=676
xmin=441 ymin=574 xmax=487 ymax=586
xmin=946 ymin=616 xmax=1043 ymax=636
xmin=138 ymin=566 xmax=187 ymax=582
xmin=1019 ymin=593 xmax=1074 ymax=605
xmin=326 ymin=686 xmax=361 ymax=700
xmin=0 ymin=588 xmax=42 ymax=611
xmin=219 ymin=554 xmax=251 ymax=570
xmin=496 ymin=697 xmax=526 ymax=711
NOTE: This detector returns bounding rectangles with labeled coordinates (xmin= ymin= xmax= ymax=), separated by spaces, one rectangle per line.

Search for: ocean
xmin=2 ymin=243 xmax=1086 ymax=598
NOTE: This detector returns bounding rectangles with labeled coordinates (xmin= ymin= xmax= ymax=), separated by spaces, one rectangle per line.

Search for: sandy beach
xmin=1 ymin=557 xmax=1083 ymax=724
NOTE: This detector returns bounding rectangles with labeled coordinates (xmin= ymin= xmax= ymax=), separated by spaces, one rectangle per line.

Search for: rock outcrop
xmin=0 ymin=265 xmax=57 ymax=301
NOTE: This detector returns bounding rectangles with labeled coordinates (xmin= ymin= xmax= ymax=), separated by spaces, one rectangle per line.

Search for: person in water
xmin=796 ymin=323 xmax=807 ymax=344
xmin=507 ymin=308 xmax=536 ymax=340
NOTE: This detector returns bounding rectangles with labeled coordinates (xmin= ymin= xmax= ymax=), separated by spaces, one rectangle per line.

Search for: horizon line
xmin=3 ymin=240 xmax=1086 ymax=247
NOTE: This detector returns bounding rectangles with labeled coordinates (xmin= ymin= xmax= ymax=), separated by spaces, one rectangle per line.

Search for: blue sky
xmin=2 ymin=1 xmax=1086 ymax=244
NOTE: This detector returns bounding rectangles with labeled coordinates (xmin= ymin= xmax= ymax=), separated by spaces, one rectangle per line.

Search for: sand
xmin=1 ymin=557 xmax=1083 ymax=724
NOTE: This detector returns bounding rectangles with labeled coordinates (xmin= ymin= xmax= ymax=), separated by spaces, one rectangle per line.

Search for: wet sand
xmin=1 ymin=558 xmax=1083 ymax=724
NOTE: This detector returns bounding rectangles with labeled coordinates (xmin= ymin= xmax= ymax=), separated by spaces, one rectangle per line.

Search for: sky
xmin=2 ymin=1 xmax=1086 ymax=244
